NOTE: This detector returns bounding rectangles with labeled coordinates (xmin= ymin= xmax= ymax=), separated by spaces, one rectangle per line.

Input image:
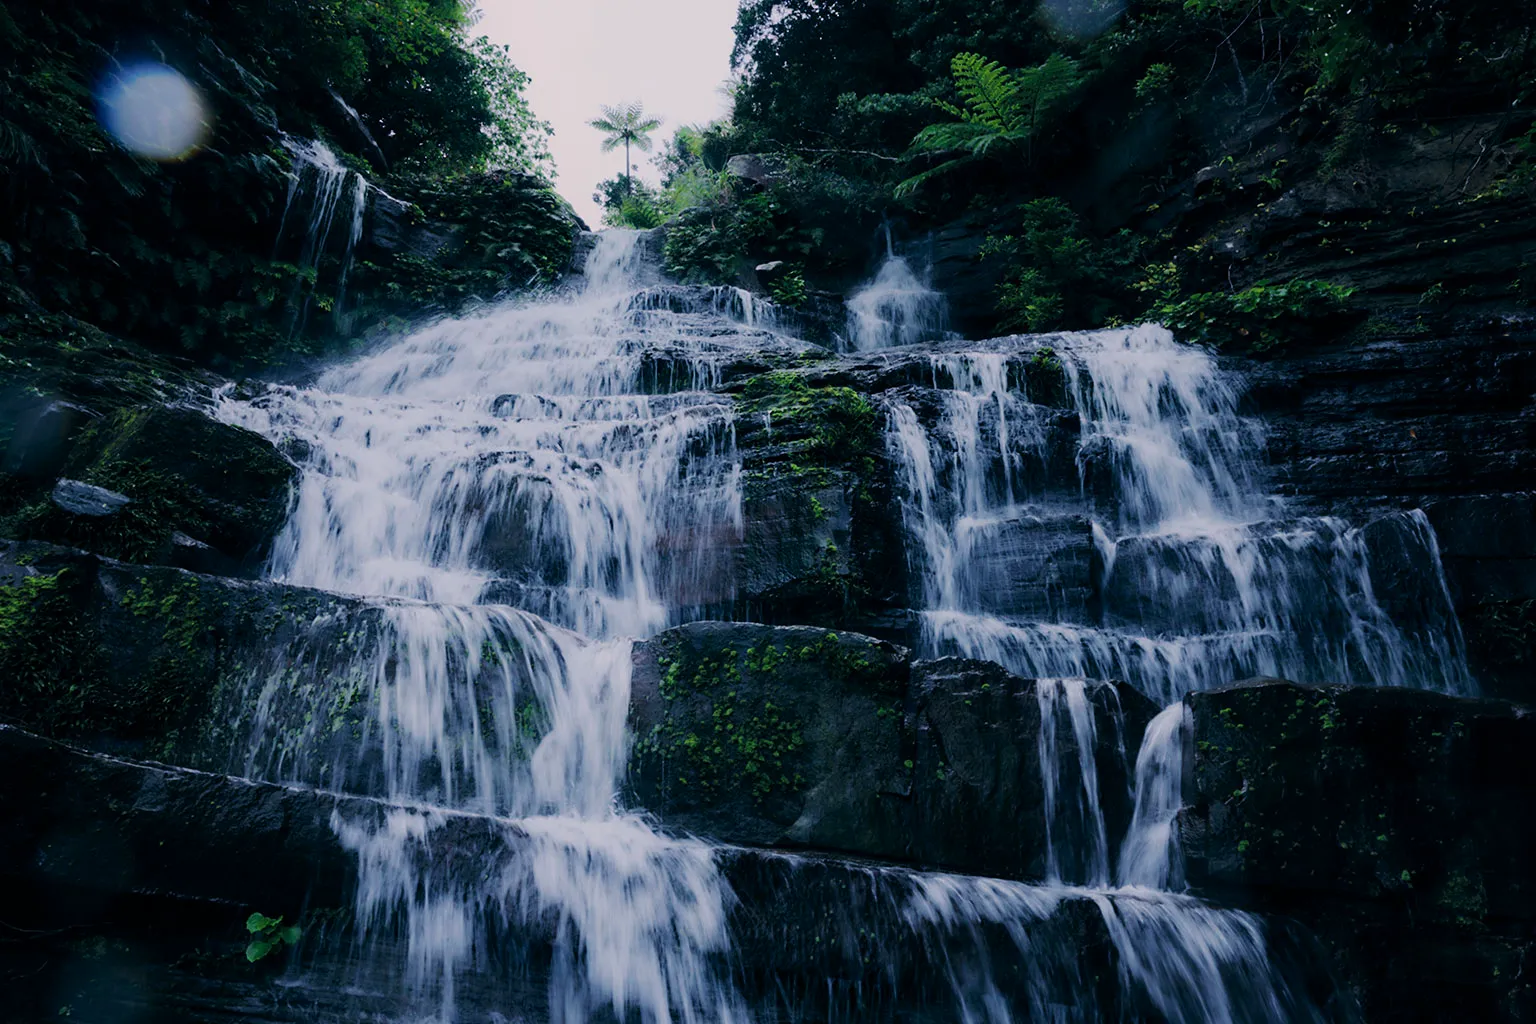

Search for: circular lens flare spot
xmin=97 ymin=62 xmax=211 ymax=161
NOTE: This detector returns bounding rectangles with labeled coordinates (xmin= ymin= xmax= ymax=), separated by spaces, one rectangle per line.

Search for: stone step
xmin=0 ymin=723 xmax=1136 ymax=1022
xmin=1182 ymin=679 xmax=1536 ymax=1021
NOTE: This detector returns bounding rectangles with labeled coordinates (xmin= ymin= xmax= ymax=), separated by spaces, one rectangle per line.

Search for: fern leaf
xmin=1014 ymin=53 xmax=1082 ymax=130
xmin=894 ymin=153 xmax=982 ymax=198
xmin=908 ymin=121 xmax=994 ymax=155
xmin=951 ymin=53 xmax=1021 ymax=132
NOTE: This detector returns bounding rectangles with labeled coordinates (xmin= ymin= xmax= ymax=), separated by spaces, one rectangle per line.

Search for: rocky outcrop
xmin=1422 ymin=492 xmax=1536 ymax=702
xmin=1 ymin=548 xmax=1155 ymax=885
xmin=1238 ymin=315 xmax=1536 ymax=700
xmin=0 ymin=540 xmax=374 ymax=764
xmin=1182 ymin=680 xmax=1536 ymax=1022
xmin=0 ymin=723 xmax=1140 ymax=1023
xmin=1244 ymin=316 xmax=1536 ymax=512
xmin=628 ymin=622 xmax=1156 ymax=881
xmin=0 ymin=330 xmax=296 ymax=574
xmin=729 ymin=370 xmax=909 ymax=632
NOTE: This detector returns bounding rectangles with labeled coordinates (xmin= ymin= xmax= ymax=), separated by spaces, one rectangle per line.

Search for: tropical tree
xmin=895 ymin=52 xmax=1083 ymax=196
xmin=589 ymin=102 xmax=662 ymax=194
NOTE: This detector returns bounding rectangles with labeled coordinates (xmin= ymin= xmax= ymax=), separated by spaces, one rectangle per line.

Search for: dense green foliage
xmin=982 ymin=198 xmax=1142 ymax=332
xmin=721 ymin=0 xmax=1536 ymax=342
xmin=1151 ymin=279 xmax=1358 ymax=353
xmin=349 ymin=171 xmax=580 ymax=325
xmin=895 ymin=52 xmax=1085 ymax=197
xmin=0 ymin=0 xmax=560 ymax=371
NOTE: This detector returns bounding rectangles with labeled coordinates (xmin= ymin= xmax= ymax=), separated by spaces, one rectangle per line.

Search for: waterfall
xmin=214 ymin=237 xmax=1374 ymax=1021
xmin=1037 ymin=678 xmax=1115 ymax=887
xmin=843 ymin=254 xmax=952 ymax=351
xmin=277 ymin=137 xmax=372 ymax=332
xmin=885 ymin=324 xmax=1473 ymax=900
xmin=1118 ymin=702 xmax=1193 ymax=890
xmin=218 ymin=230 xmax=756 ymax=1021
xmin=890 ymin=326 xmax=1475 ymax=705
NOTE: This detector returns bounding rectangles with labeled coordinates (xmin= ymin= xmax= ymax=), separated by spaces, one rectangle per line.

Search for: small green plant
xmin=245 ymin=912 xmax=301 ymax=963
xmin=767 ymin=266 xmax=808 ymax=308
xmin=1152 ymin=279 xmax=1357 ymax=353
xmin=1134 ymin=63 xmax=1177 ymax=100
xmin=1029 ymin=346 xmax=1062 ymax=373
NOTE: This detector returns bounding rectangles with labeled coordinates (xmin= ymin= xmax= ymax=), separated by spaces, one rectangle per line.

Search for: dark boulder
xmin=627 ymin=623 xmax=1156 ymax=881
xmin=628 ymin=622 xmax=913 ymax=856
xmin=10 ymin=406 xmax=295 ymax=571
xmin=0 ymin=540 xmax=378 ymax=767
xmin=2 ymin=400 xmax=98 ymax=479
xmin=1182 ymin=680 xmax=1536 ymax=1022
xmin=1423 ymin=492 xmax=1536 ymax=702
xmin=910 ymin=657 xmax=1152 ymax=881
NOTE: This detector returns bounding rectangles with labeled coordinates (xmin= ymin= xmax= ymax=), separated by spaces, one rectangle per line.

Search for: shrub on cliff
xmin=0 ymin=0 xmax=555 ymax=371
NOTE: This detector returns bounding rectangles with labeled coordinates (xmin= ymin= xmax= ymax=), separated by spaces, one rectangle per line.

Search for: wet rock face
xmin=1245 ymin=320 xmax=1536 ymax=510
xmin=5 ymin=405 xmax=295 ymax=573
xmin=0 ymin=553 xmax=1155 ymax=887
xmin=730 ymin=370 xmax=910 ymax=632
xmin=0 ymin=540 xmax=376 ymax=765
xmin=909 ymin=658 xmax=1151 ymax=881
xmin=1422 ymin=492 xmax=1536 ymax=702
xmin=628 ymin=623 xmax=1155 ymax=881
xmin=1182 ymin=680 xmax=1536 ymax=1022
xmin=627 ymin=622 xmax=913 ymax=856
xmin=0 ymin=725 xmax=1130 ymax=1024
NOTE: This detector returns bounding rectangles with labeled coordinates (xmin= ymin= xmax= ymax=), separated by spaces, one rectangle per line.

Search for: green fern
xmin=897 ymin=52 xmax=1083 ymax=197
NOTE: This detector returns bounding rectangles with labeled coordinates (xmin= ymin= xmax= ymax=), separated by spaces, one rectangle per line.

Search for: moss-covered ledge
xmin=0 ymin=541 xmax=367 ymax=767
xmin=626 ymin=622 xmax=1154 ymax=880
xmin=731 ymin=370 xmax=907 ymax=631
xmin=1182 ymin=680 xmax=1536 ymax=1020
xmin=2 ymin=405 xmax=295 ymax=572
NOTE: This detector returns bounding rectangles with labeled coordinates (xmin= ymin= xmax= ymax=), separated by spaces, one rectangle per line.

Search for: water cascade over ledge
xmin=206 ymin=230 xmax=1475 ymax=1020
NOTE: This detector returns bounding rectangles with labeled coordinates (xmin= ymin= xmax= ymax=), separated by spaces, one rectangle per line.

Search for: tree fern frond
xmin=932 ymin=99 xmax=966 ymax=120
xmin=1015 ymin=52 xmax=1082 ymax=128
xmin=894 ymin=153 xmax=981 ymax=198
xmin=908 ymin=120 xmax=994 ymax=155
xmin=951 ymin=52 xmax=1021 ymax=131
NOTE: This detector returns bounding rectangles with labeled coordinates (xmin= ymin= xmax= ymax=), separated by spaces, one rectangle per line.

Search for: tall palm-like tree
xmin=589 ymin=102 xmax=662 ymax=194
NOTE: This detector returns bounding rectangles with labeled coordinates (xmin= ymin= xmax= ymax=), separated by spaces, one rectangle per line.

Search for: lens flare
xmin=96 ymin=62 xmax=211 ymax=162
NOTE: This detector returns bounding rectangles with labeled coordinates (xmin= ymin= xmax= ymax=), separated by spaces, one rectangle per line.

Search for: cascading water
xmin=278 ymin=137 xmax=372 ymax=333
xmin=214 ymin=233 xmax=1376 ymax=1021
xmin=889 ymin=327 xmax=1474 ymax=707
xmin=1118 ymin=702 xmax=1193 ymax=891
xmin=879 ymin=320 xmax=1473 ymax=1017
xmin=218 ymin=230 xmax=767 ymax=1021
xmin=843 ymin=254 xmax=953 ymax=352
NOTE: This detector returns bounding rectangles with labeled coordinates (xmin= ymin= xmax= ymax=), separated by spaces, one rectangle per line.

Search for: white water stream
xmin=222 ymin=231 xmax=757 ymax=1021
xmin=210 ymin=224 xmax=1437 ymax=1020
xmin=885 ymin=325 xmax=1475 ymax=895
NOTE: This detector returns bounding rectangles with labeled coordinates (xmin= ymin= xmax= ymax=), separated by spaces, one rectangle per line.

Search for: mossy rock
xmin=12 ymin=406 xmax=295 ymax=569
xmin=735 ymin=371 xmax=880 ymax=468
xmin=1184 ymin=680 xmax=1536 ymax=1021
xmin=0 ymin=541 xmax=374 ymax=766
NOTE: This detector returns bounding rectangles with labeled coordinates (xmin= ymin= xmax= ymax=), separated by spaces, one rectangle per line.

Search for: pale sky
xmin=474 ymin=1 xmax=739 ymax=227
